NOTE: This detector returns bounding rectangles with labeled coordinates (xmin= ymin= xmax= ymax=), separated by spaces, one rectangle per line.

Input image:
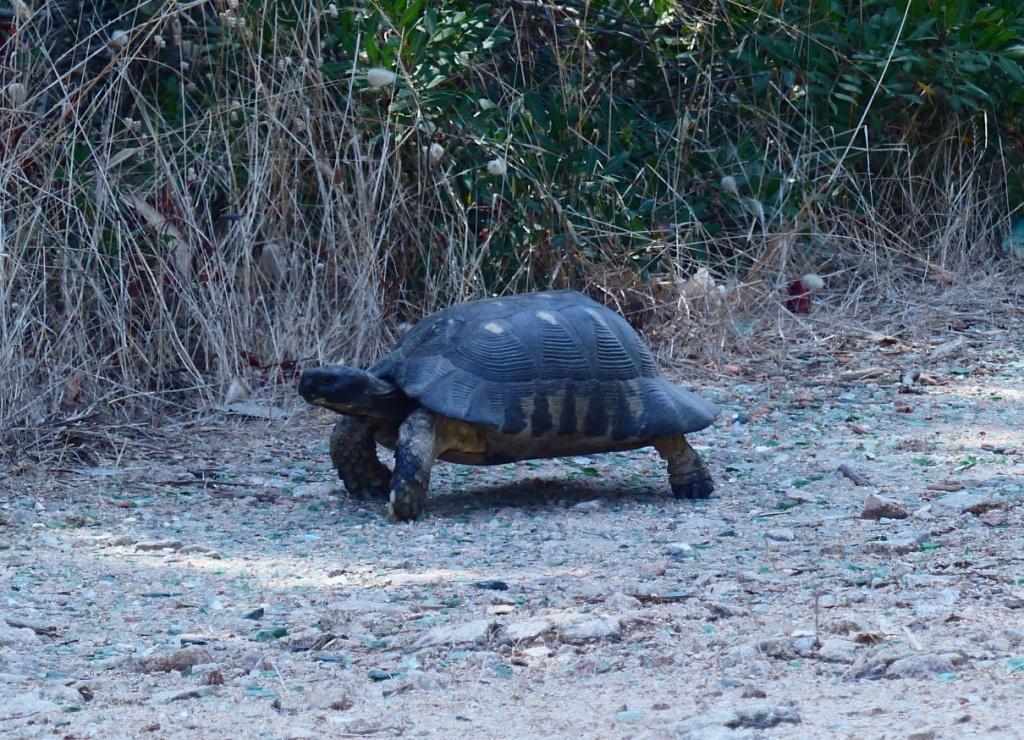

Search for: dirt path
xmin=2 ymin=329 xmax=1022 ymax=739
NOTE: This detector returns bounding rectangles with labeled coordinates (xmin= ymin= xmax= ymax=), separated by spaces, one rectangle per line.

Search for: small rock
xmin=572 ymin=500 xmax=603 ymax=512
xmin=885 ymin=652 xmax=960 ymax=679
xmin=137 ymin=646 xmax=212 ymax=674
xmin=664 ymin=541 xmax=693 ymax=556
xmin=106 ymin=535 xmax=136 ymax=547
xmin=556 ymin=614 xmax=621 ymax=644
xmin=178 ymin=544 xmax=221 ymax=558
xmin=604 ymin=593 xmax=642 ymax=611
xmin=521 ymin=646 xmax=551 ymax=659
xmin=765 ymin=528 xmax=795 ymax=542
xmin=707 ymin=601 xmax=747 ymax=619
xmin=179 ymin=633 xmax=214 ymax=645
xmin=860 ymin=535 xmax=921 ymax=557
xmin=152 ymin=686 xmax=214 ymax=704
xmin=930 ymin=492 xmax=1001 ymax=517
xmin=0 ymin=692 xmax=61 ymax=719
xmin=817 ymin=638 xmax=858 ymax=664
xmin=907 ymin=728 xmax=936 ymax=740
xmin=740 ymin=685 xmax=767 ymax=699
xmin=0 ymin=624 xmax=40 ymax=647
xmin=980 ymin=509 xmax=1007 ymax=527
xmin=414 ymin=619 xmax=495 ymax=649
xmin=756 ymin=636 xmax=817 ymax=660
xmin=860 ymin=493 xmax=909 ymax=520
xmin=202 ymin=669 xmax=225 ymax=686
xmin=382 ymin=669 xmax=444 ymax=695
xmin=827 ymin=614 xmax=874 ymax=635
xmin=334 ymin=720 xmax=392 ymax=736
xmin=471 ymin=580 xmax=509 ymax=591
xmin=134 ymin=539 xmax=183 ymax=552
xmin=726 ymin=703 xmax=801 ymax=729
xmin=499 ymin=618 xmax=553 ymax=644
xmin=326 ymin=692 xmax=353 ymax=711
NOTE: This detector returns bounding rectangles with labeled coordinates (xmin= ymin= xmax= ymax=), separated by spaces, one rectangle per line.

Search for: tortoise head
xmin=298 ymin=365 xmax=412 ymax=420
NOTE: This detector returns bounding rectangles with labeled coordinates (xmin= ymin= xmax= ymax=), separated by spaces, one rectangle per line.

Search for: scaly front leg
xmin=388 ymin=408 xmax=438 ymax=521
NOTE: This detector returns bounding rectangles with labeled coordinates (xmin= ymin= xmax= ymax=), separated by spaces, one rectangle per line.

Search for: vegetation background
xmin=2 ymin=0 xmax=1022 ymax=445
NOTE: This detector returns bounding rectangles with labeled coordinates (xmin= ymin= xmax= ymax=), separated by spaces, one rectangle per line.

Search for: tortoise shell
xmin=370 ymin=291 xmax=717 ymax=442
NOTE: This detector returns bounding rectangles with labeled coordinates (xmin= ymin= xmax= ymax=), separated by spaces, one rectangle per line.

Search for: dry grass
xmin=0 ymin=2 xmax=1018 ymax=455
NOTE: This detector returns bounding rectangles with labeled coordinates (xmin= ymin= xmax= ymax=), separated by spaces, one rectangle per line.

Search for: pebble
xmin=726 ymin=703 xmax=801 ymax=729
xmin=930 ymin=492 xmax=1001 ymax=517
xmin=765 ymin=528 xmax=795 ymax=542
xmin=499 ymin=618 xmax=553 ymax=644
xmin=816 ymin=638 xmax=858 ymax=664
xmin=134 ymin=539 xmax=183 ymax=552
xmin=860 ymin=493 xmax=909 ymax=520
xmin=151 ymin=686 xmax=215 ymax=704
xmin=555 ymin=614 xmax=621 ymax=644
xmin=521 ymin=646 xmax=551 ymax=659
xmin=664 ymin=541 xmax=693 ymax=556
xmin=0 ymin=692 xmax=61 ymax=719
xmin=326 ymin=691 xmax=353 ymax=711
xmin=414 ymin=619 xmax=495 ymax=648
xmin=178 ymin=544 xmax=221 ymax=557
xmin=137 ymin=646 xmax=213 ymax=674
xmin=572 ymin=500 xmax=603 ymax=512
xmin=604 ymin=592 xmax=642 ymax=611
xmin=105 ymin=534 xmax=136 ymax=547
xmin=885 ymin=652 xmax=961 ymax=679
xmin=0 ymin=623 xmax=40 ymax=647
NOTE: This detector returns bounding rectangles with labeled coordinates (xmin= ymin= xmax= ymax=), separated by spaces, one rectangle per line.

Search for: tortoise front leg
xmin=330 ymin=417 xmax=391 ymax=500
xmin=388 ymin=408 xmax=437 ymax=522
xmin=654 ymin=435 xmax=714 ymax=500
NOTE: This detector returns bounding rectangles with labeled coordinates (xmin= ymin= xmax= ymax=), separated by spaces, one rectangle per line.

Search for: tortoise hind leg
xmin=654 ymin=435 xmax=714 ymax=499
xmin=388 ymin=408 xmax=437 ymax=522
xmin=330 ymin=417 xmax=391 ymax=500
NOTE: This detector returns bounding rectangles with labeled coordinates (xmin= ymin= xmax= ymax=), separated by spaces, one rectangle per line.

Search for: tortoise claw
xmin=670 ymin=469 xmax=714 ymax=500
xmin=388 ymin=482 xmax=427 ymax=522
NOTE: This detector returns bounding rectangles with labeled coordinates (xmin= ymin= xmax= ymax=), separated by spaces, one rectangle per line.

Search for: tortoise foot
xmin=346 ymin=480 xmax=390 ymax=501
xmin=388 ymin=482 xmax=427 ymax=522
xmin=670 ymin=468 xmax=714 ymax=500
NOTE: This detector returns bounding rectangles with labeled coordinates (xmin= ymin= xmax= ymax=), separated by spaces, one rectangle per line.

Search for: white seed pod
xmin=478 ymin=98 xmax=496 ymax=110
xmin=486 ymin=157 xmax=507 ymax=176
xmin=6 ymin=82 xmax=27 ymax=107
xmin=109 ymin=29 xmax=129 ymax=49
xmin=720 ymin=175 xmax=739 ymax=197
xmin=800 ymin=273 xmax=825 ymax=292
xmin=366 ymin=67 xmax=397 ymax=88
xmin=427 ymin=142 xmax=444 ymax=165
xmin=224 ymin=376 xmax=251 ymax=405
xmin=327 ymin=3 xmax=339 ymax=18
xmin=153 ymin=35 xmax=166 ymax=49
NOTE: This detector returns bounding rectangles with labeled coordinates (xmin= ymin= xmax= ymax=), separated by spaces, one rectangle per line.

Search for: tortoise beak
xmin=298 ymin=367 xmax=332 ymax=405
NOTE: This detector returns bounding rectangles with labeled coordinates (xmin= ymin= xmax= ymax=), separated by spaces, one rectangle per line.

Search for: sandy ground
xmin=2 ymin=321 xmax=1023 ymax=739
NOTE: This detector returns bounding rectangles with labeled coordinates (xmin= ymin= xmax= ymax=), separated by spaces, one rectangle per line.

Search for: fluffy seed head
xmin=6 ymin=83 xmax=27 ymax=107
xmin=486 ymin=157 xmax=507 ymax=176
xmin=366 ymin=68 xmax=397 ymax=88
xmin=800 ymin=273 xmax=825 ymax=292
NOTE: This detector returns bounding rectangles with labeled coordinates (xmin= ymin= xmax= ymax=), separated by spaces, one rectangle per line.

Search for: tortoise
xmin=298 ymin=290 xmax=718 ymax=521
